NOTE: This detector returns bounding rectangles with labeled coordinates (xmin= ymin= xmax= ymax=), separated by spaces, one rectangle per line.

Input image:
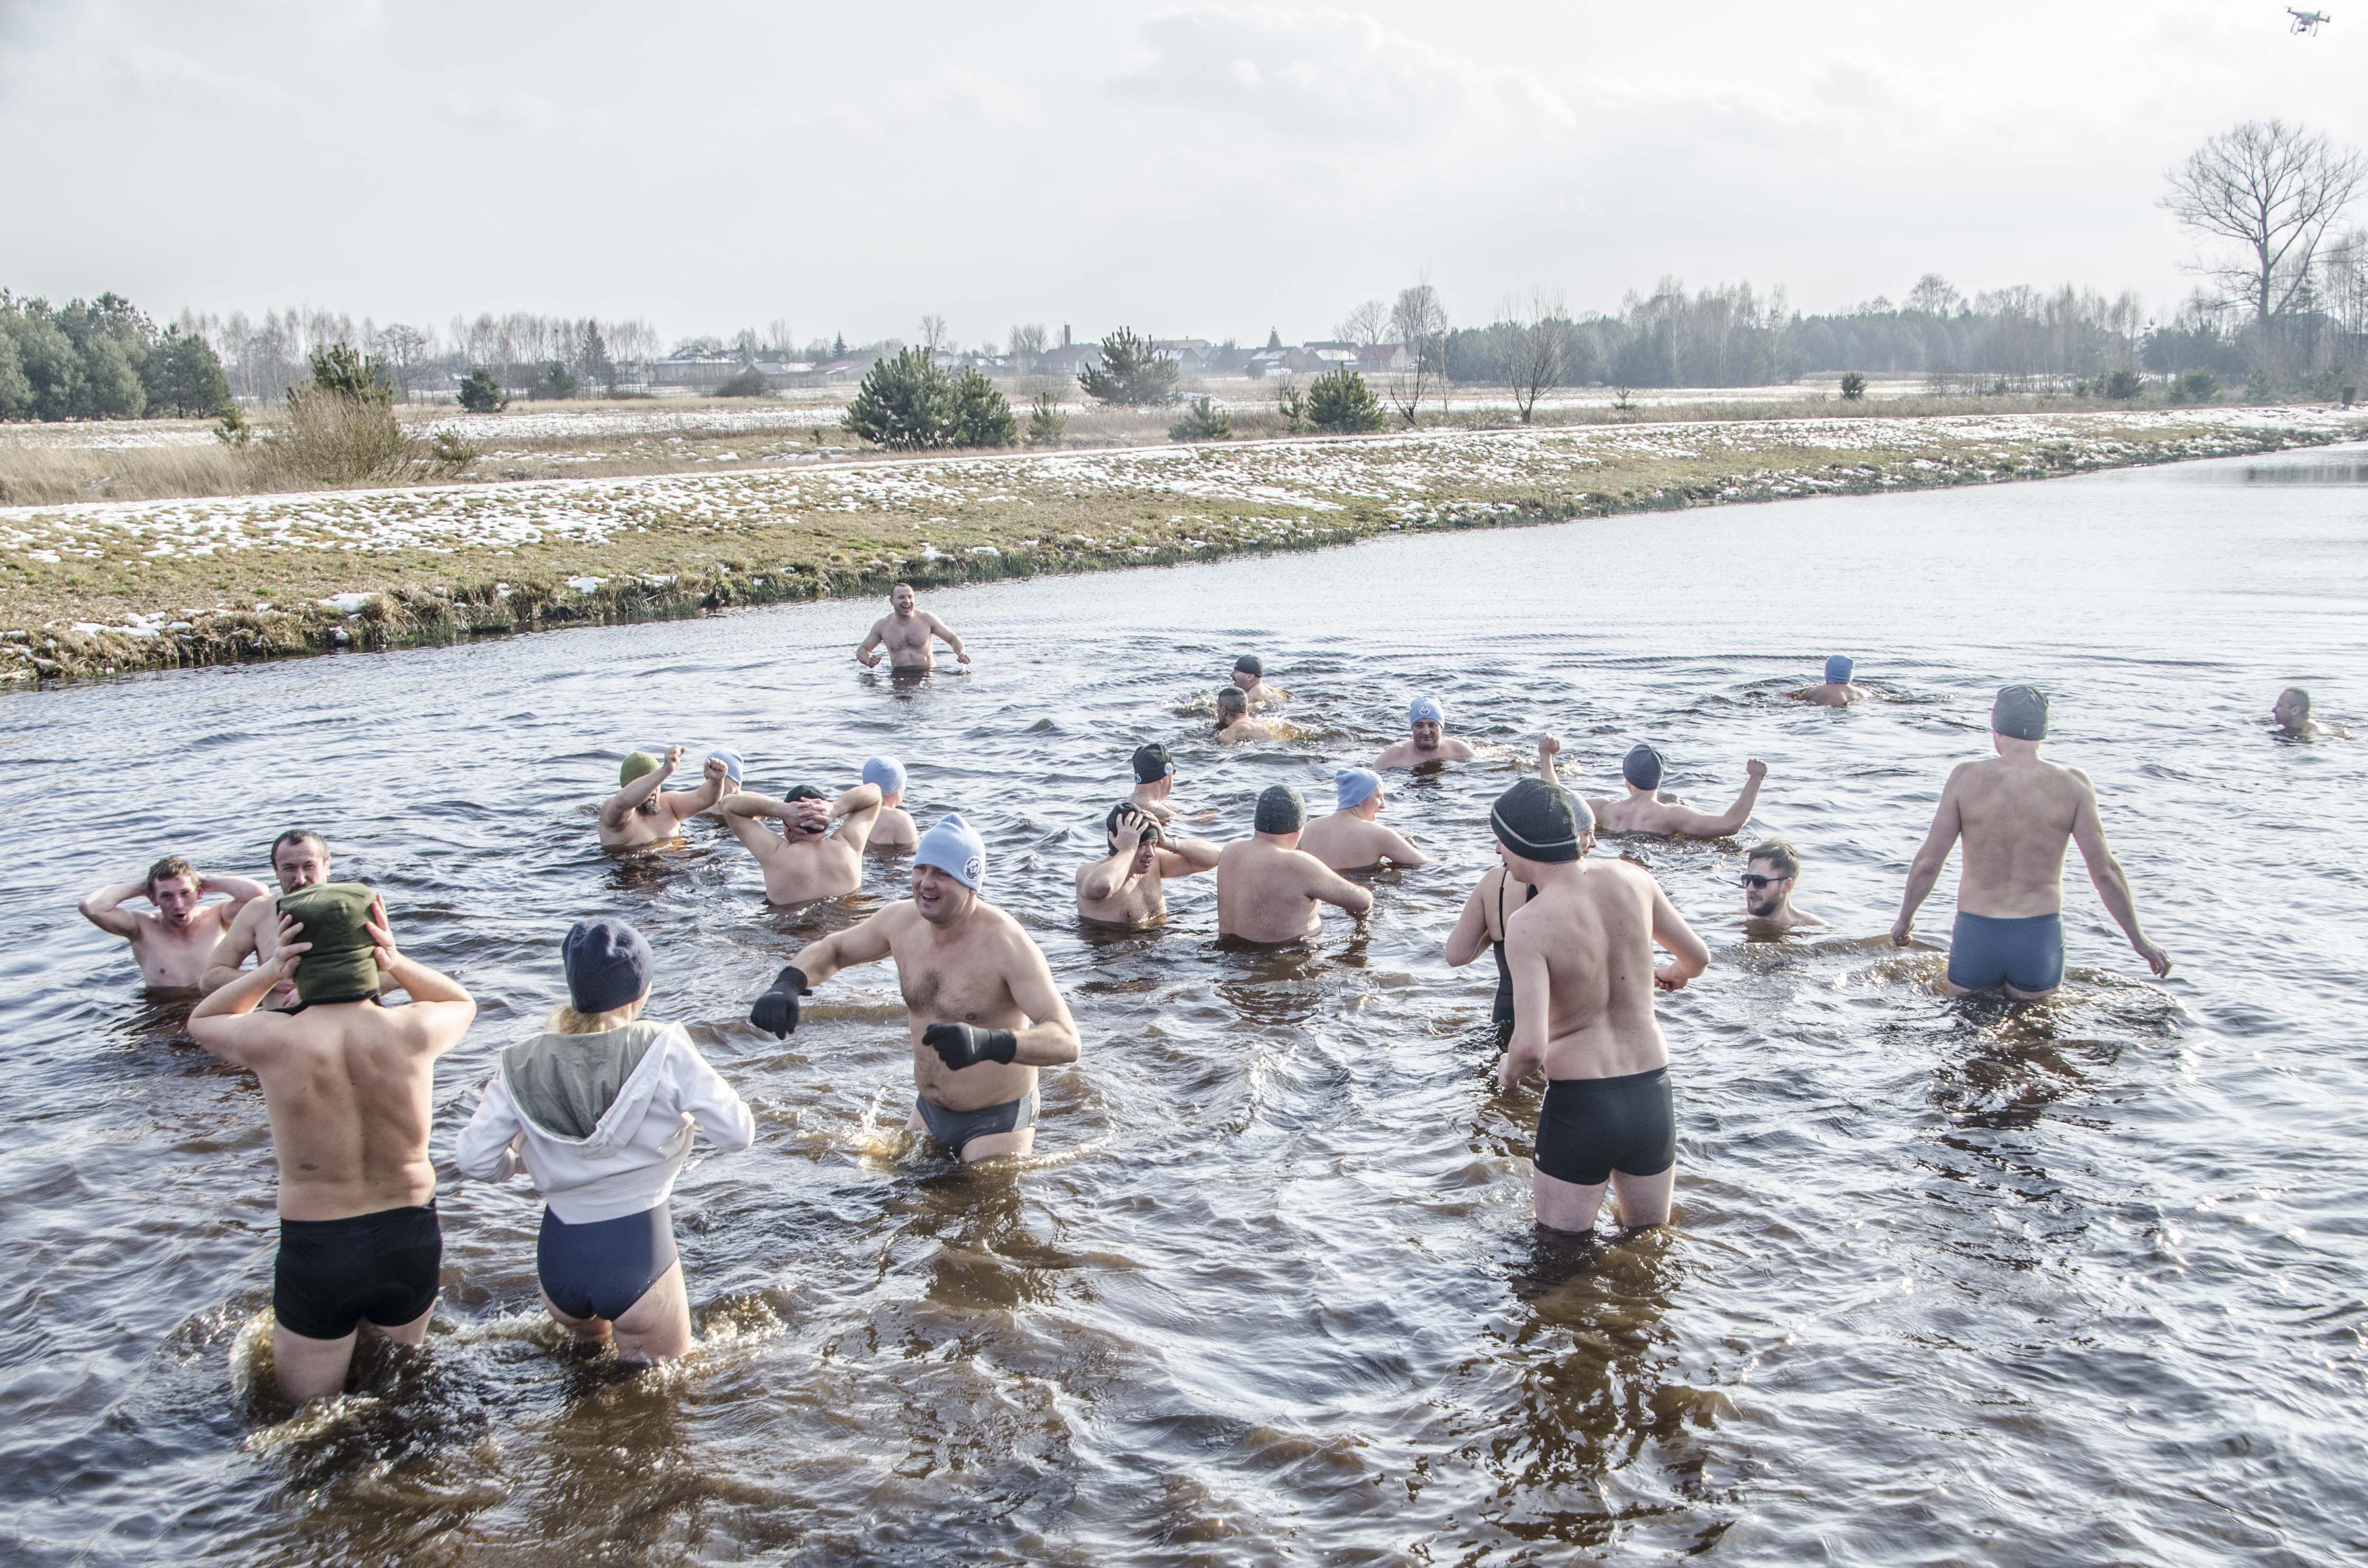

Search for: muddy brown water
xmin=2 ymin=446 xmax=2363 ymax=1565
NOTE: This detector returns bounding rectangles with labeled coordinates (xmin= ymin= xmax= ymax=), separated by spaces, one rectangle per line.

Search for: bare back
xmin=1512 ymin=860 xmax=1671 ymax=1080
xmin=1215 ymin=837 xmax=1369 ymax=942
xmin=224 ymin=1002 xmax=447 ymax=1220
xmin=1943 ymin=755 xmax=2089 ymax=917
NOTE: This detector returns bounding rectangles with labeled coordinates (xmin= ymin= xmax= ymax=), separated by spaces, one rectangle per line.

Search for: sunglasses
xmin=1737 ymin=873 xmax=1789 ymax=890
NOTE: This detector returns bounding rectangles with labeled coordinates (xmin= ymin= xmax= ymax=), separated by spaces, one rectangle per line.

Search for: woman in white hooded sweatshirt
xmin=456 ymin=918 xmax=752 ymax=1361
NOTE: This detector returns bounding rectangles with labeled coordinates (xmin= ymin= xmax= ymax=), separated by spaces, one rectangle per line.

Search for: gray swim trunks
xmin=915 ymin=1089 xmax=1038 ymax=1159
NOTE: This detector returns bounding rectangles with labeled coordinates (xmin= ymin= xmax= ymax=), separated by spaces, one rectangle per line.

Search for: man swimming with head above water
xmin=80 ymin=855 xmax=267 ymax=991
xmin=1075 ymin=803 xmax=1221 ymax=926
xmin=1791 ymin=655 xmax=1870 ymax=708
xmin=863 ymin=756 xmax=920 ymax=850
xmin=1892 ymin=683 xmax=2171 ymax=998
xmin=1214 ymin=785 xmax=1375 ymax=942
xmin=599 ymin=747 xmax=731 ymax=850
xmin=1739 ymin=840 xmax=1823 ymax=933
xmin=749 ymin=815 xmax=1081 ymax=1163
xmin=1215 ymin=687 xmax=1282 ymax=745
xmin=1587 ymin=744 xmax=1767 ymax=838
xmin=186 ymin=885 xmax=477 ymax=1403
xmin=720 ymin=778 xmax=884 ymax=902
xmin=1493 ymin=778 xmax=1710 ymax=1232
xmin=1128 ymin=742 xmax=1181 ymax=823
xmin=1297 ymin=769 xmax=1429 ymax=872
xmin=1231 ymin=654 xmax=1289 ymax=709
xmin=2271 ymin=686 xmax=2339 ymax=739
xmin=857 ymin=582 xmax=970 ymax=671
xmin=1374 ymin=695 xmax=1476 ymax=768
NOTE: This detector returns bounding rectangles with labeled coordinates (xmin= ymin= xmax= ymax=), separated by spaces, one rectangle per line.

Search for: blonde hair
xmin=544 ymin=995 xmax=648 ymax=1035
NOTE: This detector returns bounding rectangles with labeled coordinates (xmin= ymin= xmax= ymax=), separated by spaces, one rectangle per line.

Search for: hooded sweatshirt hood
xmin=500 ymin=1018 xmax=673 ymax=1148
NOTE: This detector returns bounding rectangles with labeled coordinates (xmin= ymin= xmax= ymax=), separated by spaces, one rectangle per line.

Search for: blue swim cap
xmin=915 ymin=813 xmax=985 ymax=888
xmin=1335 ymin=768 xmax=1381 ymax=812
xmin=1825 ymin=655 xmax=1854 ymax=685
xmin=708 ymin=750 xmax=743 ymax=786
xmin=1408 ymin=695 xmax=1445 ymax=726
xmin=862 ymin=755 xmax=906 ymax=795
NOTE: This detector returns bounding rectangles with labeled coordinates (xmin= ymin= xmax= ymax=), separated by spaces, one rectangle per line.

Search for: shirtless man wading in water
xmin=600 ymin=749 xmax=732 ymax=851
xmin=748 ymin=815 xmax=1078 ymax=1162
xmin=1588 ymin=745 xmax=1767 ymax=838
xmin=1492 ymin=779 xmax=1710 ymax=1232
xmin=186 ymin=887 xmax=477 ymax=1403
xmin=1892 ymin=684 xmax=2171 ymax=998
xmin=1075 ymin=804 xmax=1220 ymax=926
xmin=80 ymin=856 xmax=267 ymax=990
xmin=721 ymin=780 xmax=884 ymax=903
xmin=205 ymin=829 xmax=336 ymax=1008
xmin=1214 ymin=785 xmax=1374 ymax=942
xmin=858 ymin=582 xmax=969 ymax=671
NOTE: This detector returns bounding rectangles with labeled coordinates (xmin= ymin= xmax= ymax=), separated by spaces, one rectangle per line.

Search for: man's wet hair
xmin=271 ymin=828 xmax=327 ymax=861
xmin=1746 ymin=840 xmax=1801 ymax=880
xmin=2280 ymin=686 xmax=2312 ymax=716
xmin=891 ymin=580 xmax=915 ymax=596
xmin=146 ymin=855 xmax=198 ymax=894
xmin=1216 ymin=687 xmax=1247 ymax=717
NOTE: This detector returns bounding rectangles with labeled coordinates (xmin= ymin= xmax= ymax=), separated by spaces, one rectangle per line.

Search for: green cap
xmin=620 ymin=751 xmax=660 ymax=787
xmin=278 ymin=882 xmax=381 ymax=1004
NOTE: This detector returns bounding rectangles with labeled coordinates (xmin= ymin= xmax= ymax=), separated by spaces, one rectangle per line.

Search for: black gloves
xmin=750 ymin=965 xmax=811 ymax=1038
xmin=922 ymin=1022 xmax=1017 ymax=1071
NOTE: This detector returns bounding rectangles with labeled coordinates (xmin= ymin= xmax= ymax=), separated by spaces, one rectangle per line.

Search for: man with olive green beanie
xmin=599 ymin=744 xmax=733 ymax=850
xmin=187 ymin=888 xmax=478 ymax=1406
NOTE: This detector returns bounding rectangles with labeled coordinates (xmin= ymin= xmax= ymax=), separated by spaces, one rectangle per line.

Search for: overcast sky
xmin=3 ymin=0 xmax=2364 ymax=346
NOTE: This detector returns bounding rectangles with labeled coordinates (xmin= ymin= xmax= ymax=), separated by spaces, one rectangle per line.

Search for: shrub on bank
xmin=247 ymin=347 xmax=476 ymax=489
xmin=1169 ymin=396 xmax=1232 ymax=442
xmin=457 ymin=369 xmax=508 ymax=413
xmin=715 ymin=366 xmax=770 ymax=398
xmin=1840 ymin=371 xmax=1867 ymax=400
xmin=1025 ymin=393 xmax=1067 ymax=446
xmin=1078 ymin=327 xmax=1180 ymax=406
xmin=1307 ymin=368 xmax=1385 ymax=433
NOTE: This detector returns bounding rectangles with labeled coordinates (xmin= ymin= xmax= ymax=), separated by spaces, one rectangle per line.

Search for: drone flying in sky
xmin=2288 ymin=8 xmax=2330 ymax=32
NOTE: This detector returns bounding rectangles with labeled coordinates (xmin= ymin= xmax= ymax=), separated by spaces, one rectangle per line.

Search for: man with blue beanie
xmin=1374 ymin=694 xmax=1477 ymax=769
xmin=1299 ymin=767 xmax=1429 ymax=872
xmin=861 ymin=755 xmax=918 ymax=850
xmin=1791 ymin=654 xmax=1870 ymax=708
xmin=748 ymin=812 xmax=1082 ymax=1163
xmin=1893 ymin=683 xmax=2171 ymax=997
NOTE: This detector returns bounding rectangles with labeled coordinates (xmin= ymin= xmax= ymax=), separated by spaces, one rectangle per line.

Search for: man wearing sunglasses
xmin=1738 ymin=841 xmax=1822 ymax=933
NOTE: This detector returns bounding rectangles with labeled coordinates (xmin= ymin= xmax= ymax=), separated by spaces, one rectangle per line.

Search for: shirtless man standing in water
xmin=1214 ymin=785 xmax=1373 ymax=942
xmin=205 ymin=829 xmax=335 ymax=1008
xmin=1374 ymin=696 xmax=1476 ymax=768
xmin=1075 ymin=804 xmax=1220 ymax=926
xmin=857 ymin=582 xmax=970 ymax=671
xmin=749 ymin=815 xmax=1079 ymax=1162
xmin=1893 ymin=685 xmax=2171 ymax=997
xmin=1588 ymin=745 xmax=1766 ymax=838
xmin=1492 ymin=779 xmax=1710 ymax=1232
xmin=721 ymin=780 xmax=884 ymax=902
xmin=600 ymin=749 xmax=731 ymax=850
xmin=80 ymin=856 xmax=266 ymax=989
xmin=187 ymin=891 xmax=477 ymax=1403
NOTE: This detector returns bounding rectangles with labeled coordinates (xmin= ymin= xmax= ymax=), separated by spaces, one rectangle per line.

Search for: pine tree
xmin=947 ymin=368 xmax=1017 ymax=446
xmin=457 ymin=368 xmax=509 ymax=413
xmin=1077 ymin=326 xmax=1180 ymax=406
xmin=142 ymin=328 xmax=232 ymax=416
xmin=1168 ymin=396 xmax=1231 ymax=442
xmin=843 ymin=347 xmax=952 ymax=449
xmin=1025 ymin=394 xmax=1067 ymax=447
xmin=1306 ymin=367 xmax=1385 ymax=433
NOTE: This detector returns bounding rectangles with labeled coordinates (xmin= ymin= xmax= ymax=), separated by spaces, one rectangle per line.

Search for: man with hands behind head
xmin=600 ymin=747 xmax=731 ymax=850
xmin=721 ymin=779 xmax=883 ymax=902
xmin=1076 ymin=804 xmax=1221 ymax=926
xmin=748 ymin=815 xmax=1079 ymax=1163
xmin=80 ymin=855 xmax=266 ymax=990
xmin=186 ymin=888 xmax=477 ymax=1405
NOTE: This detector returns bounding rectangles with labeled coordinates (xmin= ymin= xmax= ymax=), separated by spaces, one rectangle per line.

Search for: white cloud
xmin=1114 ymin=4 xmax=1574 ymax=138
xmin=439 ymin=90 xmax=558 ymax=136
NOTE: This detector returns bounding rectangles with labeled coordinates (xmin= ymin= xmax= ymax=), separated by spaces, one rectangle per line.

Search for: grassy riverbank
xmin=4 ymin=407 xmax=2360 ymax=685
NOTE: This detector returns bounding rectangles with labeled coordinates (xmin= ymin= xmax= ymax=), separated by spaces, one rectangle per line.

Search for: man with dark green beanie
xmin=187 ymin=888 xmax=477 ymax=1406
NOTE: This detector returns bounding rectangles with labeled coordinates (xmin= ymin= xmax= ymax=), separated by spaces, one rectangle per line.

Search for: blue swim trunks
xmin=1947 ymin=911 xmax=2065 ymax=995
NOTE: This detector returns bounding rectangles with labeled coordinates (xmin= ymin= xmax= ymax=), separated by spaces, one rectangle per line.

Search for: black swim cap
xmin=1235 ymin=654 xmax=1263 ymax=677
xmin=1104 ymin=801 xmax=1162 ymax=842
xmin=1491 ymin=778 xmax=1588 ymax=863
xmin=1254 ymin=783 xmax=1305 ymax=834
xmin=782 ymin=783 xmax=827 ymax=802
xmin=1131 ymin=742 xmax=1174 ymax=783
xmin=1992 ymin=685 xmax=2049 ymax=741
xmin=1622 ymin=744 xmax=1665 ymax=790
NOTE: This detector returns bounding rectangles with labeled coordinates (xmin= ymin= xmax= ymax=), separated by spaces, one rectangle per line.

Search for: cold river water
xmin=2 ymin=444 xmax=2364 ymax=1565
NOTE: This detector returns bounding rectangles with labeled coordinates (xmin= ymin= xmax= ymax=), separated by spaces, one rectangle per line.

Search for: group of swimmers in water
xmin=72 ymin=581 xmax=2334 ymax=1406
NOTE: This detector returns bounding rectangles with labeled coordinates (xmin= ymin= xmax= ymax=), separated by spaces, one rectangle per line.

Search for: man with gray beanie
xmin=1892 ymin=684 xmax=2171 ymax=997
xmin=1588 ymin=743 xmax=1767 ymax=838
xmin=747 ymin=814 xmax=1081 ymax=1163
xmin=1215 ymin=784 xmax=1374 ymax=942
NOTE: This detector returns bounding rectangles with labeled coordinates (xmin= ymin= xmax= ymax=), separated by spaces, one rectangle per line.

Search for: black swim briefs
xmin=1534 ymin=1068 xmax=1676 ymax=1187
xmin=273 ymin=1201 xmax=442 ymax=1341
xmin=915 ymin=1089 xmax=1038 ymax=1160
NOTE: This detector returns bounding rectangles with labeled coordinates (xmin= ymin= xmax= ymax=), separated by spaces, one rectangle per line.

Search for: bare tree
xmin=1335 ymin=299 xmax=1388 ymax=347
xmin=1905 ymin=274 xmax=1961 ymax=316
xmin=919 ymin=314 xmax=950 ymax=353
xmin=373 ymin=323 xmax=436 ymax=402
xmin=1008 ymin=322 xmax=1047 ymax=373
xmin=2163 ymin=119 xmax=2366 ymax=329
xmin=766 ymin=319 xmax=797 ymax=357
xmin=1501 ymin=289 xmax=1567 ymax=423
xmin=1387 ymin=281 xmax=1449 ymax=426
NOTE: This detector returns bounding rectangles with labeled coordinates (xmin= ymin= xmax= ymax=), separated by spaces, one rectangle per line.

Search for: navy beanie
xmin=563 ymin=917 xmax=652 ymax=1014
